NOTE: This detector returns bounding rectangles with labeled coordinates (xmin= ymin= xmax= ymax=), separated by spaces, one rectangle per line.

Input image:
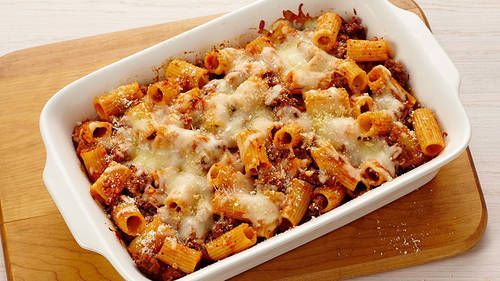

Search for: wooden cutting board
xmin=0 ymin=0 xmax=487 ymax=280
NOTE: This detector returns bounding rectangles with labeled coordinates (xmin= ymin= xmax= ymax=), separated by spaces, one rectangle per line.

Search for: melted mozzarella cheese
xmin=349 ymin=141 xmax=398 ymax=176
xmin=123 ymin=122 xmax=221 ymax=240
xmin=101 ymin=22 xmax=405 ymax=245
xmin=151 ymin=107 xmax=183 ymax=128
xmin=374 ymin=93 xmax=404 ymax=118
xmin=260 ymin=47 xmax=282 ymax=72
xmin=204 ymin=77 xmax=276 ymax=147
xmin=129 ymin=125 xmax=223 ymax=172
xmin=316 ymin=117 xmax=360 ymax=149
xmin=277 ymin=33 xmax=338 ymax=90
xmin=231 ymin=77 xmax=267 ymax=111
xmin=158 ymin=168 xmax=214 ymax=240
xmin=293 ymin=69 xmax=329 ymax=89
xmin=248 ymin=114 xmax=275 ymax=133
xmin=275 ymin=106 xmax=312 ymax=129
xmin=377 ymin=65 xmax=407 ymax=101
xmin=222 ymin=48 xmax=273 ymax=88
xmin=130 ymin=146 xmax=179 ymax=171
xmin=314 ymin=116 xmax=397 ymax=175
xmin=278 ymin=36 xmax=309 ymax=70
xmin=264 ymin=84 xmax=283 ymax=106
xmin=178 ymin=199 xmax=213 ymax=240
xmin=232 ymin=192 xmax=280 ymax=230
xmin=166 ymin=172 xmax=207 ymax=202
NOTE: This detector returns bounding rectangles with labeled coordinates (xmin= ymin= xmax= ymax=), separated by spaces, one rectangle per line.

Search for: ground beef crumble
xmin=307 ymin=193 xmax=328 ymax=217
xmin=384 ymin=59 xmax=410 ymax=90
xmin=331 ymin=16 xmax=367 ymax=58
xmin=207 ymin=216 xmax=239 ymax=241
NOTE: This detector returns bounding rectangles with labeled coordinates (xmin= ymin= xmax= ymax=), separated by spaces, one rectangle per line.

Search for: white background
xmin=1 ymin=0 xmax=500 ymax=280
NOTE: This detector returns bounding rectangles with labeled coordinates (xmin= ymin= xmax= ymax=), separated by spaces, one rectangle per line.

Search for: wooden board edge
xmin=0 ymin=201 xmax=13 ymax=281
xmin=0 ymin=14 xmax=219 ymax=66
xmin=339 ymin=149 xmax=488 ymax=280
xmin=465 ymin=148 xmax=488 ymax=245
xmin=404 ymin=0 xmax=488 ymax=260
xmin=0 ymin=0 xmax=430 ymax=65
xmin=409 ymin=0 xmax=432 ymax=30
xmin=382 ymin=0 xmax=487 ymax=262
xmin=0 ymin=149 xmax=485 ymax=281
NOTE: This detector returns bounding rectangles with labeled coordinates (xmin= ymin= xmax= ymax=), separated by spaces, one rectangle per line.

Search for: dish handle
xmin=43 ymin=155 xmax=104 ymax=252
xmin=386 ymin=1 xmax=461 ymax=92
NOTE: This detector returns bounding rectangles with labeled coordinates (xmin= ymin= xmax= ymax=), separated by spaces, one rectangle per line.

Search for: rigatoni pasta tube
xmin=205 ymin=223 xmax=257 ymax=260
xmin=312 ymin=184 xmax=346 ymax=213
xmin=90 ymin=162 xmax=133 ymax=205
xmin=146 ymin=79 xmax=180 ymax=105
xmin=156 ymin=237 xmax=202 ymax=274
xmin=236 ymin=129 xmax=271 ymax=175
xmin=204 ymin=50 xmax=231 ymax=75
xmin=360 ymin=160 xmax=393 ymax=187
xmin=212 ymin=191 xmax=281 ymax=238
xmin=270 ymin=19 xmax=296 ymax=43
xmin=204 ymin=48 xmax=252 ymax=76
xmin=261 ymin=190 xmax=286 ymax=206
xmin=125 ymin=103 xmax=156 ymax=141
xmin=151 ymin=125 xmax=178 ymax=149
xmin=207 ymin=163 xmax=252 ymax=192
xmin=304 ymin=87 xmax=351 ymax=117
xmin=172 ymin=87 xmax=201 ymax=114
xmin=245 ymin=36 xmax=273 ymax=55
xmin=286 ymin=158 xmax=311 ymax=178
xmin=80 ymin=145 xmax=108 ymax=182
xmin=311 ymin=142 xmax=363 ymax=192
xmin=389 ymin=123 xmax=426 ymax=170
xmin=367 ymin=65 xmax=409 ymax=101
xmin=406 ymin=92 xmax=417 ymax=108
xmin=367 ymin=65 xmax=391 ymax=94
xmin=207 ymin=163 xmax=236 ymax=191
xmin=335 ymin=60 xmax=368 ymax=94
xmin=273 ymin=123 xmax=303 ymax=150
xmin=313 ymin=12 xmax=342 ymax=51
xmin=281 ymin=179 xmax=313 ymax=226
xmin=357 ymin=110 xmax=393 ymax=137
xmin=93 ymin=82 xmax=143 ymax=121
xmin=128 ymin=216 xmax=174 ymax=258
xmin=389 ymin=77 xmax=409 ymax=102
xmin=352 ymin=95 xmax=376 ymax=117
xmin=164 ymin=59 xmax=209 ymax=91
xmin=112 ymin=196 xmax=146 ymax=236
xmin=412 ymin=108 xmax=445 ymax=156
xmin=347 ymin=39 xmax=389 ymax=62
xmin=284 ymin=70 xmax=331 ymax=94
xmin=212 ymin=192 xmax=247 ymax=221
xmin=78 ymin=121 xmax=113 ymax=143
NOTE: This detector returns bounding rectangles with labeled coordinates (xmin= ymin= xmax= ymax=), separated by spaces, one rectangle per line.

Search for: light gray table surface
xmin=1 ymin=0 xmax=499 ymax=280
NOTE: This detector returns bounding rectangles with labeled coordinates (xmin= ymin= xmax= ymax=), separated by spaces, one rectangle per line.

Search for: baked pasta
xmin=72 ymin=6 xmax=445 ymax=280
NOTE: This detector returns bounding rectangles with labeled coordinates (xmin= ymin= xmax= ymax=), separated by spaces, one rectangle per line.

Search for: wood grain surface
xmin=0 ymin=152 xmax=485 ymax=281
xmin=1 ymin=0 xmax=497 ymax=280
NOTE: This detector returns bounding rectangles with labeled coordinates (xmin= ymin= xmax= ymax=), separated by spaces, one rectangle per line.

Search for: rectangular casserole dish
xmin=39 ymin=0 xmax=471 ymax=280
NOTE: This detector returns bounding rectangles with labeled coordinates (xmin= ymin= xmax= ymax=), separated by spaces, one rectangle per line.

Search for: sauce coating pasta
xmin=72 ymin=7 xmax=445 ymax=280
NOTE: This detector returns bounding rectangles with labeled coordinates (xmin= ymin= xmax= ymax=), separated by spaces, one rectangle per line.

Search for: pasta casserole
xmin=72 ymin=6 xmax=445 ymax=281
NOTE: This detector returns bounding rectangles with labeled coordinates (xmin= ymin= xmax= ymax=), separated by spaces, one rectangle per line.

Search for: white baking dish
xmin=39 ymin=0 xmax=470 ymax=280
